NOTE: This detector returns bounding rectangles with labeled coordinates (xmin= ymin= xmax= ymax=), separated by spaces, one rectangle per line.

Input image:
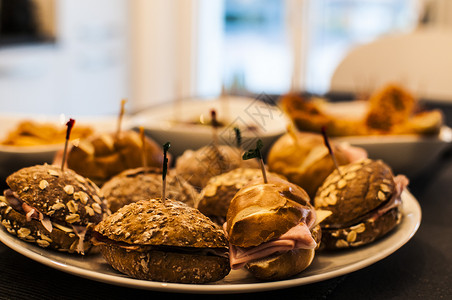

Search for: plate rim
xmin=0 ymin=190 xmax=421 ymax=294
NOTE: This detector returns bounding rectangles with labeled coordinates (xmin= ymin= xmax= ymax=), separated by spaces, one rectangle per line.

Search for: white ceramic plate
xmin=130 ymin=96 xmax=288 ymax=157
xmin=0 ymin=190 xmax=421 ymax=294
xmin=319 ymin=101 xmax=452 ymax=177
xmin=0 ymin=114 xmax=130 ymax=179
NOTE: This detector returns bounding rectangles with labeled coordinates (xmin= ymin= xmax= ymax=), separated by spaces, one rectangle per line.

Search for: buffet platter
xmin=0 ymin=189 xmax=421 ymax=294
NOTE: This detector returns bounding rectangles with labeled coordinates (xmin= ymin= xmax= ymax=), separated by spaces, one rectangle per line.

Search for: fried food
xmin=1 ymin=120 xmax=93 ymax=147
xmin=281 ymin=83 xmax=443 ymax=136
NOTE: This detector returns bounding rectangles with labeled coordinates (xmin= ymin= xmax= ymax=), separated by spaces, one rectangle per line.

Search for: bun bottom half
xmin=245 ymin=224 xmax=321 ymax=281
xmin=0 ymin=203 xmax=91 ymax=254
xmin=319 ymin=207 xmax=402 ymax=251
xmin=99 ymin=244 xmax=231 ymax=284
xmin=246 ymin=248 xmax=315 ymax=281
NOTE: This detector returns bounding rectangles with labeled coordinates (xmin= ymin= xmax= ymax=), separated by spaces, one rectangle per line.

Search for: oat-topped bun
xmin=196 ymin=167 xmax=284 ymax=224
xmin=224 ymin=177 xmax=320 ymax=281
xmin=66 ymin=130 xmax=166 ymax=186
xmin=101 ymin=167 xmax=198 ymax=213
xmin=92 ymin=198 xmax=230 ymax=283
xmin=1 ymin=164 xmax=109 ymax=254
xmin=314 ymin=159 xmax=409 ymax=250
xmin=267 ymin=131 xmax=366 ymax=199
xmin=175 ymin=144 xmax=260 ymax=190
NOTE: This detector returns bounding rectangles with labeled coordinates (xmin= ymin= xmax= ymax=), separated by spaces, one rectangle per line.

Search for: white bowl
xmin=320 ymin=101 xmax=452 ymax=178
xmin=334 ymin=126 xmax=452 ymax=177
xmin=131 ymin=96 xmax=288 ymax=157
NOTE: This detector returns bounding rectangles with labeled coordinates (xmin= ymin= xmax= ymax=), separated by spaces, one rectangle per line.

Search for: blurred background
xmin=0 ymin=0 xmax=450 ymax=116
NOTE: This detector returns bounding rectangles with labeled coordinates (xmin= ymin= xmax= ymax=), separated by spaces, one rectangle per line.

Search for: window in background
xmin=222 ymin=0 xmax=292 ymax=95
xmin=306 ymin=0 xmax=420 ymax=95
xmin=215 ymin=0 xmax=420 ymax=97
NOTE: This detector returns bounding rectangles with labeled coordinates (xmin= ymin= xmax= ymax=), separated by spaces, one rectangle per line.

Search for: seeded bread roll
xmin=66 ymin=130 xmax=166 ymax=186
xmin=196 ymin=167 xmax=284 ymax=224
xmin=175 ymin=145 xmax=260 ymax=190
xmin=314 ymin=159 xmax=406 ymax=250
xmin=101 ymin=167 xmax=198 ymax=213
xmin=267 ymin=131 xmax=352 ymax=199
xmin=1 ymin=164 xmax=109 ymax=254
xmin=92 ymin=199 xmax=230 ymax=283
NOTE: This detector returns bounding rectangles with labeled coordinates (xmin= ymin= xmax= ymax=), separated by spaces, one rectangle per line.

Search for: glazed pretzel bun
xmin=66 ymin=130 xmax=166 ymax=186
xmin=267 ymin=131 xmax=354 ymax=199
xmin=225 ymin=177 xmax=320 ymax=281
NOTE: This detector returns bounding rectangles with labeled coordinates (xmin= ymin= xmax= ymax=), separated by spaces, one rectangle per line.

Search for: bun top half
xmin=225 ymin=177 xmax=315 ymax=248
xmin=314 ymin=159 xmax=396 ymax=228
xmin=94 ymin=198 xmax=228 ymax=249
xmin=6 ymin=164 xmax=108 ymax=226
xmin=175 ymin=144 xmax=260 ymax=189
xmin=101 ymin=167 xmax=198 ymax=213
xmin=267 ymin=131 xmax=350 ymax=198
xmin=67 ymin=130 xmax=165 ymax=185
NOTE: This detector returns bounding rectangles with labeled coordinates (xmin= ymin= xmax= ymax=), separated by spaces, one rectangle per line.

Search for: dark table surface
xmin=1 ymin=100 xmax=452 ymax=300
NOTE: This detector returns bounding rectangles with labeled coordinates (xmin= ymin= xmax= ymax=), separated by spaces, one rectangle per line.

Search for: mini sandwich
xmin=92 ymin=198 xmax=231 ymax=284
xmin=313 ymin=158 xmax=409 ymax=250
xmin=196 ymin=167 xmax=284 ymax=225
xmin=224 ymin=177 xmax=321 ymax=281
xmin=66 ymin=130 xmax=166 ymax=186
xmin=175 ymin=144 xmax=259 ymax=190
xmin=0 ymin=164 xmax=109 ymax=254
xmin=101 ymin=167 xmax=198 ymax=213
xmin=267 ymin=130 xmax=367 ymax=199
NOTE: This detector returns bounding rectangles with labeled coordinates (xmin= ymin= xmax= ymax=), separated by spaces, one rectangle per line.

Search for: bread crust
xmin=245 ymin=224 xmax=321 ymax=281
xmin=95 ymin=199 xmax=228 ymax=248
xmin=175 ymin=145 xmax=259 ymax=189
xmin=6 ymin=164 xmax=108 ymax=226
xmin=93 ymin=199 xmax=230 ymax=283
xmin=101 ymin=167 xmax=198 ymax=213
xmin=319 ymin=206 xmax=402 ymax=250
xmin=245 ymin=249 xmax=315 ymax=281
xmin=98 ymin=243 xmax=230 ymax=283
xmin=314 ymin=159 xmax=402 ymax=250
xmin=225 ymin=178 xmax=313 ymax=248
xmin=0 ymin=199 xmax=92 ymax=253
xmin=314 ymin=159 xmax=395 ymax=227
xmin=67 ymin=130 xmax=165 ymax=186
xmin=267 ymin=132 xmax=350 ymax=198
xmin=197 ymin=168 xmax=284 ymax=223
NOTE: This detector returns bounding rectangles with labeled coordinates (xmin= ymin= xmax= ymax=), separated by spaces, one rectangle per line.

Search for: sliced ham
xmin=225 ymin=222 xmax=317 ymax=269
xmin=21 ymin=200 xmax=53 ymax=233
xmin=72 ymin=225 xmax=88 ymax=254
xmin=3 ymin=189 xmax=93 ymax=254
xmin=338 ymin=142 xmax=368 ymax=163
xmin=370 ymin=174 xmax=409 ymax=222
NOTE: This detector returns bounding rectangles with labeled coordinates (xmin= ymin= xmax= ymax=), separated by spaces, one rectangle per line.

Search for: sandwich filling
xmin=91 ymin=232 xmax=229 ymax=258
xmin=224 ymin=214 xmax=317 ymax=269
xmin=3 ymin=189 xmax=88 ymax=254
